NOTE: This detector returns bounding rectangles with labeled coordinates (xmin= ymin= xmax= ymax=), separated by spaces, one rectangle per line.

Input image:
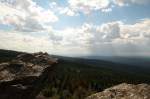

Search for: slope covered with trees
xmin=39 ymin=59 xmax=150 ymax=99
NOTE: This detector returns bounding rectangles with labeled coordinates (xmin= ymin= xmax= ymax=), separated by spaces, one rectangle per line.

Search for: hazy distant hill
xmin=83 ymin=56 xmax=150 ymax=68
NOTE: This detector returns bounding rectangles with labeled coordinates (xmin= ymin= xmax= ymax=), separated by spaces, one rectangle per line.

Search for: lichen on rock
xmin=0 ymin=52 xmax=58 ymax=99
xmin=87 ymin=83 xmax=150 ymax=99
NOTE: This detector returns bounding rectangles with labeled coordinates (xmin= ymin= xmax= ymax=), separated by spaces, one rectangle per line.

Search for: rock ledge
xmin=87 ymin=83 xmax=150 ymax=99
xmin=0 ymin=52 xmax=58 ymax=99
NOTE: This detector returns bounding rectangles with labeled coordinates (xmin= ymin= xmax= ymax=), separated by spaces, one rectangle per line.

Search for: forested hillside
xmin=39 ymin=59 xmax=150 ymax=99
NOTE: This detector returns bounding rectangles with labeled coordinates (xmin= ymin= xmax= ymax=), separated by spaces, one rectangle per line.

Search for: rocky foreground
xmin=87 ymin=83 xmax=150 ymax=99
xmin=0 ymin=52 xmax=57 ymax=99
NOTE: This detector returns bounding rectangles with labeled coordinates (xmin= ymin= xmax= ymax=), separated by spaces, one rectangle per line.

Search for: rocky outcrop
xmin=87 ymin=83 xmax=150 ymax=99
xmin=0 ymin=52 xmax=58 ymax=99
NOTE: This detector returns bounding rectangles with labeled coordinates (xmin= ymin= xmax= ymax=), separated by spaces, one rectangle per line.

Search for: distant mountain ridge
xmin=82 ymin=56 xmax=150 ymax=68
xmin=55 ymin=55 xmax=150 ymax=78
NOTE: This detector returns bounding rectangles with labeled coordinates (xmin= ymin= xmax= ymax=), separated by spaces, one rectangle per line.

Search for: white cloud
xmin=101 ymin=8 xmax=112 ymax=12
xmin=0 ymin=0 xmax=58 ymax=32
xmin=52 ymin=19 xmax=150 ymax=47
xmin=69 ymin=0 xmax=110 ymax=9
xmin=65 ymin=0 xmax=150 ymax=15
xmin=97 ymin=21 xmax=121 ymax=41
xmin=114 ymin=0 xmax=150 ymax=6
xmin=56 ymin=19 xmax=150 ymax=55
xmin=68 ymin=0 xmax=110 ymax=14
xmin=120 ymin=19 xmax=150 ymax=39
xmin=59 ymin=7 xmax=77 ymax=16
xmin=0 ymin=30 xmax=66 ymax=55
xmin=0 ymin=2 xmax=24 ymax=16
xmin=114 ymin=0 xmax=129 ymax=6
xmin=49 ymin=2 xmax=78 ymax=16
xmin=0 ymin=19 xmax=150 ymax=56
xmin=0 ymin=0 xmax=150 ymax=56
xmin=48 ymin=0 xmax=150 ymax=17
xmin=61 ymin=0 xmax=150 ymax=15
xmin=54 ymin=24 xmax=93 ymax=46
xmin=0 ymin=31 xmax=51 ymax=52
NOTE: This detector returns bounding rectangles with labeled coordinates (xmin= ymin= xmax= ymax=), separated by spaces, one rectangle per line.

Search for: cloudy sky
xmin=0 ymin=0 xmax=150 ymax=56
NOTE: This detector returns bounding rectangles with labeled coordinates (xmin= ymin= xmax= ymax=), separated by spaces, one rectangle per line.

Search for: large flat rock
xmin=87 ymin=83 xmax=150 ymax=99
xmin=0 ymin=52 xmax=58 ymax=99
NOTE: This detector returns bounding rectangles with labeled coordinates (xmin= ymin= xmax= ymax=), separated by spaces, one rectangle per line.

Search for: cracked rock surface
xmin=0 ymin=52 xmax=58 ymax=99
xmin=87 ymin=83 xmax=150 ymax=99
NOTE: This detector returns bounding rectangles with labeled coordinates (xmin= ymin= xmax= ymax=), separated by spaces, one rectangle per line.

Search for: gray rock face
xmin=87 ymin=83 xmax=150 ymax=99
xmin=0 ymin=52 xmax=58 ymax=99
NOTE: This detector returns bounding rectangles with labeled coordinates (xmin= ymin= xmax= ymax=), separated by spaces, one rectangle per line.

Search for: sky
xmin=0 ymin=0 xmax=150 ymax=56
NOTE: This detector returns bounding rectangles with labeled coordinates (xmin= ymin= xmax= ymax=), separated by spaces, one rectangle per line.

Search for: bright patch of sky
xmin=0 ymin=0 xmax=150 ymax=56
